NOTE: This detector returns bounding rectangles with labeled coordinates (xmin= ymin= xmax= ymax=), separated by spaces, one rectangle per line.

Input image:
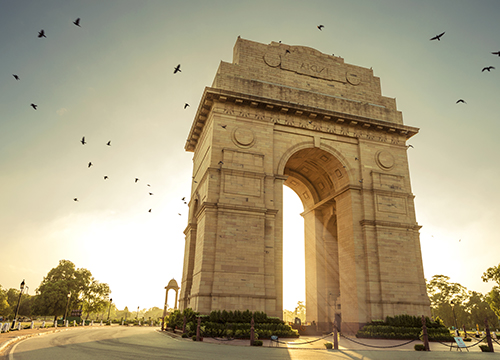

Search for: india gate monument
xmin=179 ymin=37 xmax=431 ymax=333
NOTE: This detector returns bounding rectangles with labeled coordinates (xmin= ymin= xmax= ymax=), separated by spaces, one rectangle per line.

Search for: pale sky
xmin=1 ymin=0 xmax=500 ymax=313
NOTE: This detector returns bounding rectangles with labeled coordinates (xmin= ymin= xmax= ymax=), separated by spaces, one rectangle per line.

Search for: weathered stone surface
xmin=180 ymin=37 xmax=430 ymax=334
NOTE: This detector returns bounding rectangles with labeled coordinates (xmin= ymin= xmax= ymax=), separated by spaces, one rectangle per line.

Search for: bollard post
xmin=31 ymin=321 xmax=34 ymax=329
xmin=250 ymin=317 xmax=255 ymax=346
xmin=333 ymin=320 xmax=338 ymax=350
xmin=196 ymin=316 xmax=201 ymax=341
xmin=183 ymin=316 xmax=187 ymax=334
xmin=485 ymin=318 xmax=494 ymax=353
xmin=421 ymin=315 xmax=430 ymax=351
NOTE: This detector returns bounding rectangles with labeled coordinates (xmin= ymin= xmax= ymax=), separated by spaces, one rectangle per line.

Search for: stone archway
xmin=179 ymin=37 xmax=430 ymax=334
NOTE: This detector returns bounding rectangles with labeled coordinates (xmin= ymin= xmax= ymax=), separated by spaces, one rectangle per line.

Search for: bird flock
xmin=10 ymin=17 xmax=192 ymax=214
xmin=428 ymin=31 xmax=497 ymax=104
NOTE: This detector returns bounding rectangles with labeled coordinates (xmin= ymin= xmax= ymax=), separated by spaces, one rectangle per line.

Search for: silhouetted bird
xmin=174 ymin=64 xmax=181 ymax=74
xmin=135 ymin=178 xmax=139 ymax=183
xmin=147 ymin=184 xmax=151 ymax=187
xmin=359 ymin=179 xmax=363 ymax=183
xmin=81 ymin=136 xmax=86 ymax=145
xmin=317 ymin=25 xmax=324 ymax=31
xmin=74 ymin=198 xmax=78 ymax=201
xmin=30 ymin=103 xmax=37 ymax=110
xmin=149 ymin=192 xmax=153 ymax=195
xmin=148 ymin=209 xmax=152 ymax=213
xmin=88 ymin=162 xmax=93 ymax=168
xmin=218 ymin=161 xmax=223 ymax=165
xmin=104 ymin=176 xmax=108 ymax=180
xmin=355 ymin=157 xmax=358 ymax=160
xmin=38 ymin=30 xmax=46 ymax=38
xmin=178 ymin=213 xmax=181 ymax=216
xmin=430 ymin=32 xmax=445 ymax=41
xmin=482 ymin=66 xmax=495 ymax=72
xmin=106 ymin=141 xmax=111 ymax=146
xmin=285 ymin=49 xmax=290 ymax=54
xmin=184 ymin=103 xmax=190 ymax=109
xmin=456 ymin=99 xmax=466 ymax=104
xmin=407 ymin=144 xmax=414 ymax=148
xmin=220 ymin=125 xmax=227 ymax=129
xmin=181 ymin=197 xmax=185 ymax=201
xmin=492 ymin=51 xmax=500 ymax=56
xmin=73 ymin=18 xmax=81 ymax=27
xmin=13 ymin=74 xmax=20 ymax=80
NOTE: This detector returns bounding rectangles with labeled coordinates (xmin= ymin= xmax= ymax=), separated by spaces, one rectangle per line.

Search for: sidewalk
xmin=159 ymin=329 xmax=500 ymax=353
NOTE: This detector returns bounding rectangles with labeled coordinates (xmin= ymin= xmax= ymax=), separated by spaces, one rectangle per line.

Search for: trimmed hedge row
xmin=198 ymin=321 xmax=298 ymax=339
xmin=356 ymin=315 xmax=453 ymax=341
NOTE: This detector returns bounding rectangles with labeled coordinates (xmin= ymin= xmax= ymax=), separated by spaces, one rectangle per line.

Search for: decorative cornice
xmin=185 ymin=87 xmax=419 ymax=152
xmin=360 ymin=219 xmax=422 ymax=230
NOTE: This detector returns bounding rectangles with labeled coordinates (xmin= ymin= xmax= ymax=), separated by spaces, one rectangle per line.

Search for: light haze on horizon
xmin=1 ymin=0 xmax=500 ymax=313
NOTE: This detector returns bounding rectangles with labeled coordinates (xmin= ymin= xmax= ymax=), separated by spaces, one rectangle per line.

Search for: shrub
xmin=181 ymin=333 xmax=188 ymax=338
xmin=414 ymin=344 xmax=426 ymax=351
xmin=252 ymin=340 xmax=263 ymax=346
xmin=324 ymin=342 xmax=333 ymax=349
xmin=479 ymin=345 xmax=491 ymax=352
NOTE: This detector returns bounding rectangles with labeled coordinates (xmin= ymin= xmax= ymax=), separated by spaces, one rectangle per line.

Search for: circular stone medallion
xmin=346 ymin=71 xmax=361 ymax=85
xmin=263 ymin=52 xmax=281 ymax=68
xmin=376 ymin=150 xmax=395 ymax=170
xmin=232 ymin=127 xmax=255 ymax=148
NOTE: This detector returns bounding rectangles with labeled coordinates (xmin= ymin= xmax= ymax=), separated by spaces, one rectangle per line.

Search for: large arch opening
xmin=282 ymin=186 xmax=305 ymax=322
xmin=282 ymin=146 xmax=349 ymax=331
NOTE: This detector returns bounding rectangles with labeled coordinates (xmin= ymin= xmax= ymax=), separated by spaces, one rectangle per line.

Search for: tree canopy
xmin=482 ymin=263 xmax=500 ymax=320
xmin=32 ymin=260 xmax=110 ymax=319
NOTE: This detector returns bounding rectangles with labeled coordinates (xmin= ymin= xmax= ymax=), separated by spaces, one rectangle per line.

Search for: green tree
xmin=426 ymin=275 xmax=468 ymax=328
xmin=81 ymin=280 xmax=110 ymax=320
xmin=0 ymin=286 xmax=10 ymax=317
xmin=482 ymin=263 xmax=500 ymax=323
xmin=32 ymin=260 xmax=109 ymax=321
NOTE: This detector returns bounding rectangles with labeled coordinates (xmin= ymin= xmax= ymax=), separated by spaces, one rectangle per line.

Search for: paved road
xmin=4 ymin=326 xmax=500 ymax=360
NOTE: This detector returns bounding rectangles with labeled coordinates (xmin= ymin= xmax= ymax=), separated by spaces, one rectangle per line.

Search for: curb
xmin=0 ymin=329 xmax=59 ymax=355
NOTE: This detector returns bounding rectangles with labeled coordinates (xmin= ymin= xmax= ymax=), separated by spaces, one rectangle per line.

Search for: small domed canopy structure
xmin=163 ymin=278 xmax=180 ymax=320
xmin=166 ymin=279 xmax=179 ymax=291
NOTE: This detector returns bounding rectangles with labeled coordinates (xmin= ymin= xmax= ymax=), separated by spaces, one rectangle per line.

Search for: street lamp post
xmin=64 ymin=292 xmax=71 ymax=322
xmin=107 ymin=298 xmax=113 ymax=321
xmin=11 ymin=279 xmax=25 ymax=329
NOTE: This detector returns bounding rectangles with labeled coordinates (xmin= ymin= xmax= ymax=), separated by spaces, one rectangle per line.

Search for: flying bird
xmin=81 ymin=136 xmax=86 ymax=145
xmin=135 ymin=178 xmax=139 ymax=183
xmin=104 ymin=176 xmax=108 ymax=180
xmin=218 ymin=161 xmax=223 ymax=165
xmin=181 ymin=197 xmax=185 ymax=201
xmin=73 ymin=18 xmax=81 ymax=27
xmin=38 ymin=30 xmax=46 ymax=38
xmin=148 ymin=209 xmax=152 ymax=213
xmin=174 ymin=64 xmax=181 ymax=74
xmin=13 ymin=74 xmax=20 ymax=80
xmin=184 ymin=103 xmax=190 ymax=109
xmin=220 ymin=125 xmax=227 ymax=129
xmin=149 ymin=192 xmax=153 ymax=195
xmin=147 ymin=184 xmax=151 ymax=187
xmin=430 ymin=32 xmax=445 ymax=41
xmin=317 ymin=25 xmax=324 ymax=31
xmin=88 ymin=162 xmax=93 ymax=168
xmin=106 ymin=141 xmax=111 ymax=146
xmin=285 ymin=49 xmax=291 ymax=54
xmin=30 ymin=103 xmax=37 ymax=110
xmin=178 ymin=213 xmax=182 ymax=216
xmin=482 ymin=66 xmax=495 ymax=72
xmin=491 ymin=51 xmax=500 ymax=56
xmin=355 ymin=157 xmax=358 ymax=160
xmin=407 ymin=144 xmax=414 ymax=148
xmin=73 ymin=198 xmax=78 ymax=202
xmin=456 ymin=99 xmax=466 ymax=104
